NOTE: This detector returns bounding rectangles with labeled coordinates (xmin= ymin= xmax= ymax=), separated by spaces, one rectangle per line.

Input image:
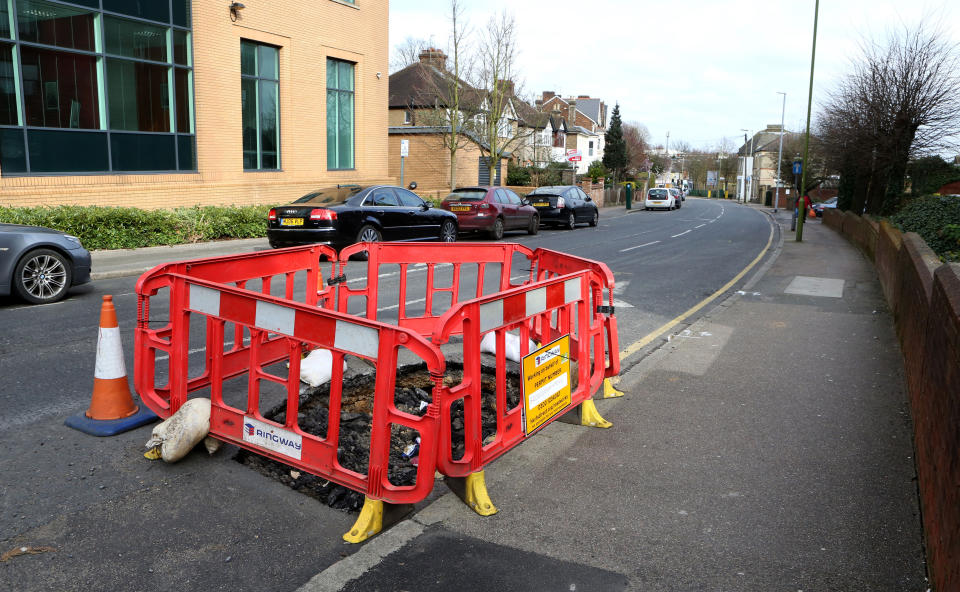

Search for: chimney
xmin=568 ymin=99 xmax=577 ymax=125
xmin=497 ymin=79 xmax=515 ymax=97
xmin=542 ymin=91 xmax=555 ymax=102
xmin=577 ymin=95 xmax=590 ymax=99
xmin=418 ymin=48 xmax=447 ymax=70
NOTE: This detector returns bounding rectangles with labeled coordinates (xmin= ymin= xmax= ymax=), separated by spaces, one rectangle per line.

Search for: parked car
xmin=669 ymin=188 xmax=683 ymax=208
xmin=526 ymin=186 xmax=599 ymax=229
xmin=812 ymin=197 xmax=838 ymax=217
xmin=0 ymin=224 xmax=92 ymax=304
xmin=267 ymin=185 xmax=459 ymax=251
xmin=644 ymin=188 xmax=676 ymax=211
xmin=440 ymin=186 xmax=539 ymax=239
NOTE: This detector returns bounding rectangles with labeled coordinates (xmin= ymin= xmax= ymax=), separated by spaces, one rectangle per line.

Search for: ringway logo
xmin=242 ymin=417 xmax=303 ymax=460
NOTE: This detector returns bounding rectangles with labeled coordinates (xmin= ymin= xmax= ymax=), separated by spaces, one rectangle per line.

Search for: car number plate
xmin=533 ymin=202 xmax=549 ymax=207
xmin=280 ymin=218 xmax=303 ymax=226
xmin=451 ymin=206 xmax=470 ymax=211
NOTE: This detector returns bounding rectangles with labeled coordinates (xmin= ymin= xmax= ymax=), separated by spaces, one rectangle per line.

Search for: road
xmin=0 ymin=198 xmax=771 ymax=431
xmin=0 ymin=198 xmax=775 ymax=590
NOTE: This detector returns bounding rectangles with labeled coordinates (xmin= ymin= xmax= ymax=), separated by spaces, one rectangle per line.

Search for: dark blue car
xmin=0 ymin=224 xmax=92 ymax=304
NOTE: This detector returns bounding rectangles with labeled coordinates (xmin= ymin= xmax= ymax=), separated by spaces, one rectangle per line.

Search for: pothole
xmin=236 ymin=361 xmax=522 ymax=512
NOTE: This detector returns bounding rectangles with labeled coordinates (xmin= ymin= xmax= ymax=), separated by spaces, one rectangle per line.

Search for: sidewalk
xmin=4 ymin=206 xmax=927 ymax=591
xmin=298 ymin=209 xmax=928 ymax=591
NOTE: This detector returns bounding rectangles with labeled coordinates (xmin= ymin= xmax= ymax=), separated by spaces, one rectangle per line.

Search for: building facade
xmin=0 ymin=0 xmax=390 ymax=208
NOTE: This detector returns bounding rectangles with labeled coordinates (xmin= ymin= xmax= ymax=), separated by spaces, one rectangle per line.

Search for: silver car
xmin=1 ymin=224 xmax=92 ymax=304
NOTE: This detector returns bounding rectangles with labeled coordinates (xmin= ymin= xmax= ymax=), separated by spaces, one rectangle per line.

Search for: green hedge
xmin=891 ymin=195 xmax=960 ymax=261
xmin=0 ymin=205 xmax=270 ymax=250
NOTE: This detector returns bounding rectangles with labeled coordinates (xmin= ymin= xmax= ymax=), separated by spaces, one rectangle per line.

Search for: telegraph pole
xmin=797 ymin=0 xmax=819 ymax=242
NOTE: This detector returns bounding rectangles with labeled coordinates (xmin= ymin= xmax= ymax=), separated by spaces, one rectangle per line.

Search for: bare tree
xmin=468 ymin=11 xmax=533 ymax=184
xmin=819 ymin=22 xmax=960 ymax=214
xmin=623 ymin=122 xmax=650 ymax=177
xmin=391 ymin=36 xmax=429 ymax=73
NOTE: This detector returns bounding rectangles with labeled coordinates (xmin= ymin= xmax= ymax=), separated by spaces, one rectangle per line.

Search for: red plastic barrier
xmin=134 ymin=243 xmax=619 ymax=505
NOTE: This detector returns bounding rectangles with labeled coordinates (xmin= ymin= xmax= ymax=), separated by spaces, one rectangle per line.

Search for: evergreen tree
xmin=603 ymin=104 xmax=627 ymax=182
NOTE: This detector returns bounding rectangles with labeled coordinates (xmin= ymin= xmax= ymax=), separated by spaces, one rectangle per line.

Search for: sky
xmin=389 ymin=0 xmax=960 ymax=152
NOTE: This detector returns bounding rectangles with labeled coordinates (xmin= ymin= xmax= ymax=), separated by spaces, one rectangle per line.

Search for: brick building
xmin=0 ymin=0 xmax=390 ymax=208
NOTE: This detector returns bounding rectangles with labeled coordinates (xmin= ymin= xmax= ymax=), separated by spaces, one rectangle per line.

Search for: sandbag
xmin=300 ymin=348 xmax=347 ymax=387
xmin=479 ymin=332 xmax=537 ymax=363
xmin=144 ymin=398 xmax=211 ymax=462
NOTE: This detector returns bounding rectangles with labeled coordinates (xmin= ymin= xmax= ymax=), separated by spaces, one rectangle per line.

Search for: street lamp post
xmin=775 ymin=92 xmax=786 ymax=213
xmin=740 ymin=130 xmax=754 ymax=203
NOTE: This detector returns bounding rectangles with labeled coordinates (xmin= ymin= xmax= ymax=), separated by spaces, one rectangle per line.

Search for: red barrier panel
xmin=135 ymin=243 xmax=619 ymax=505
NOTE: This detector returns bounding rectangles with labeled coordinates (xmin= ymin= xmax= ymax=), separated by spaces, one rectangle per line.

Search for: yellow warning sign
xmin=521 ymin=335 xmax=572 ymax=434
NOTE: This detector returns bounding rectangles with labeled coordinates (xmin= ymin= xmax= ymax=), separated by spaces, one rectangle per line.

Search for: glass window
xmin=20 ymin=46 xmax=100 ymax=129
xmin=371 ymin=188 xmax=398 ymax=206
xmin=174 ymin=67 xmax=191 ymax=132
xmin=27 ymin=128 xmax=108 ymax=172
xmin=396 ymin=188 xmax=424 ymax=207
xmin=106 ymin=58 xmax=170 ymax=132
xmin=17 ymin=0 xmax=96 ymax=51
xmin=102 ymin=0 xmax=169 ymax=24
xmin=104 ymin=16 xmax=167 ymax=62
xmin=173 ymin=30 xmax=190 ymax=65
xmin=0 ymin=43 xmax=18 ymax=125
xmin=172 ymin=0 xmax=191 ymax=28
xmin=1 ymin=1 xmax=11 ymax=39
xmin=241 ymin=40 xmax=279 ymax=170
xmin=0 ymin=127 xmax=26 ymax=172
xmin=111 ymin=132 xmax=175 ymax=171
xmin=326 ymin=58 xmax=354 ymax=170
xmin=2 ymin=0 xmax=194 ymax=175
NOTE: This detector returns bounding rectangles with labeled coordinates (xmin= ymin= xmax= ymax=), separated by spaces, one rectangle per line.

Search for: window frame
xmin=241 ymin=39 xmax=280 ymax=171
xmin=326 ymin=57 xmax=354 ymax=171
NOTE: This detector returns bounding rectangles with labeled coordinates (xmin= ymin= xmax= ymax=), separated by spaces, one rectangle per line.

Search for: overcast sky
xmin=389 ymin=0 xmax=960 ymax=152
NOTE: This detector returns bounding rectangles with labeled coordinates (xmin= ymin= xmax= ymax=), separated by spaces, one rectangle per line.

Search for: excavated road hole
xmin=237 ymin=361 xmax=522 ymax=512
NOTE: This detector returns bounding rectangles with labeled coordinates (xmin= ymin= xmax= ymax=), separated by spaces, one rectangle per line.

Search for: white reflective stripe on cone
xmin=95 ymin=326 xmax=126 ymax=380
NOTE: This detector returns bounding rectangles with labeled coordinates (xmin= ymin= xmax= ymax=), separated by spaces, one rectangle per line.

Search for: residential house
xmin=388 ymin=48 xmax=510 ymax=190
xmin=1 ymin=0 xmax=390 ymax=208
xmin=536 ymin=92 xmax=607 ymax=175
xmin=738 ymin=125 xmax=796 ymax=203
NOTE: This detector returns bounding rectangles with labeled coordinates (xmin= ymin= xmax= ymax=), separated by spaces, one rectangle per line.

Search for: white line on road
xmin=671 ymin=230 xmax=692 ymax=238
xmin=619 ymin=241 xmax=660 ymax=252
xmin=695 ymin=224 xmax=706 ymax=229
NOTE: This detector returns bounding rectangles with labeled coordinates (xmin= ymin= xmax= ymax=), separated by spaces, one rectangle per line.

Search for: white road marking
xmin=671 ymin=230 xmax=692 ymax=238
xmin=619 ymin=240 xmax=660 ymax=252
xmin=613 ymin=298 xmax=634 ymax=308
xmin=695 ymin=224 xmax=706 ymax=229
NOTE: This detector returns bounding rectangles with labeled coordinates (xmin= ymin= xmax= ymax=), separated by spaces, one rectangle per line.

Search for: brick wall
xmin=824 ymin=208 xmax=960 ymax=591
xmin=0 ymin=0 xmax=391 ymax=209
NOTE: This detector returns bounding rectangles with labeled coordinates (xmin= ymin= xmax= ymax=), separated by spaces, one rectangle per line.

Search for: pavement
xmin=3 ymin=203 xmax=927 ymax=591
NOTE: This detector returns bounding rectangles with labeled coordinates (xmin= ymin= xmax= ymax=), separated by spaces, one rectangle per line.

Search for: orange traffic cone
xmin=88 ymin=295 xmax=138 ymax=419
xmin=66 ymin=295 xmax=156 ymax=436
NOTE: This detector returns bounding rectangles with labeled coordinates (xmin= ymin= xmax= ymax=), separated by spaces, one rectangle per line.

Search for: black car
xmin=0 ymin=224 xmax=92 ymax=304
xmin=267 ymin=185 xmax=459 ymax=250
xmin=526 ymin=186 xmax=599 ymax=229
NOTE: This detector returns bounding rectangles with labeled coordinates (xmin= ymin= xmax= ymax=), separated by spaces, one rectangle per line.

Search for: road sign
xmin=566 ymin=149 xmax=582 ymax=162
xmin=707 ymin=171 xmax=718 ymax=186
xmin=400 ymin=140 xmax=409 ymax=158
xmin=521 ymin=336 xmax=572 ymax=434
xmin=792 ymin=161 xmax=802 ymax=175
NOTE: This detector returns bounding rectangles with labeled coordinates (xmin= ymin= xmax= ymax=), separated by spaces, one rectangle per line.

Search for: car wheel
xmin=589 ymin=209 xmax=598 ymax=227
xmin=566 ymin=211 xmax=576 ymax=230
xmin=528 ymin=215 xmax=539 ymax=235
xmin=14 ymin=248 xmax=72 ymax=304
xmin=440 ymin=220 xmax=458 ymax=242
xmin=353 ymin=224 xmax=382 ymax=260
xmin=489 ymin=217 xmax=504 ymax=240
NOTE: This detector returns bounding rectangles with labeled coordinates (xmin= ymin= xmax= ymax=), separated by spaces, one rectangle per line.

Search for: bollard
xmin=625 ymin=183 xmax=633 ymax=210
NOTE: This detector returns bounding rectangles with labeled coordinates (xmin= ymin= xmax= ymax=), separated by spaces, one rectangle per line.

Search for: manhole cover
xmin=784 ymin=276 xmax=845 ymax=298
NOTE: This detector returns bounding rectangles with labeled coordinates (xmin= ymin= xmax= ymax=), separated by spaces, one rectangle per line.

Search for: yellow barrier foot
xmin=343 ymin=497 xmax=384 ymax=543
xmin=143 ymin=447 xmax=162 ymax=460
xmin=579 ymin=399 xmax=613 ymax=428
xmin=445 ymin=470 xmax=498 ymax=516
xmin=601 ymin=377 xmax=625 ymax=399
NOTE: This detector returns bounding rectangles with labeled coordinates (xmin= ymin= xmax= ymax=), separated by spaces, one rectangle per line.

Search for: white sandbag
xmin=299 ymin=348 xmax=347 ymax=387
xmin=203 ymin=436 xmax=222 ymax=455
xmin=144 ymin=398 xmax=211 ymax=463
xmin=479 ymin=332 xmax=537 ymax=363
